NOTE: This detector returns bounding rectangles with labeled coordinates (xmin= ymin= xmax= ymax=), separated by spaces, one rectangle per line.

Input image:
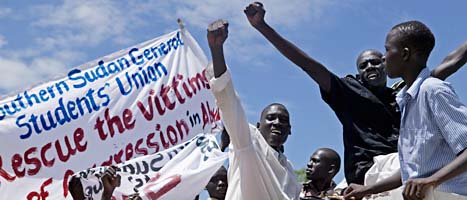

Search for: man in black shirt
xmin=244 ymin=2 xmax=467 ymax=184
xmin=320 ymin=49 xmax=401 ymax=184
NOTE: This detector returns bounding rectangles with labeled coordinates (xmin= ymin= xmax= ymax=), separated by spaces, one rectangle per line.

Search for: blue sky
xmin=1 ymin=0 xmax=466 ymax=197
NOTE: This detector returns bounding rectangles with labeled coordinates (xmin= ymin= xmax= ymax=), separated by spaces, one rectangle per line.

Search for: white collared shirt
xmin=209 ymin=69 xmax=300 ymax=200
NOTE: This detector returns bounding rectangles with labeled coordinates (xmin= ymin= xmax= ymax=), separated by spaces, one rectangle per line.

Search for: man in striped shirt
xmin=344 ymin=21 xmax=467 ymax=199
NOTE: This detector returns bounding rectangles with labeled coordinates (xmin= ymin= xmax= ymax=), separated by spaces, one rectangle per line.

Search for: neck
xmin=272 ymin=146 xmax=281 ymax=153
xmin=402 ymin=66 xmax=425 ymax=88
xmin=311 ymin=178 xmax=332 ymax=192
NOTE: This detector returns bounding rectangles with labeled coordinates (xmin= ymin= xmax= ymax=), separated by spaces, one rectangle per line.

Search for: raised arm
xmin=432 ymin=41 xmax=467 ymax=80
xmin=207 ymin=20 xmax=229 ymax=78
xmin=207 ymin=20 xmax=253 ymax=149
xmin=244 ymin=2 xmax=334 ymax=92
xmin=101 ymin=166 xmax=121 ymax=200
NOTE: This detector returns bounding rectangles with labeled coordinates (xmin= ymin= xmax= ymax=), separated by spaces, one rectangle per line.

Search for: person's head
xmin=206 ymin=166 xmax=228 ymax=200
xmin=256 ymin=103 xmax=291 ymax=150
xmin=384 ymin=20 xmax=435 ymax=78
xmin=306 ymin=148 xmax=340 ymax=183
xmin=356 ymin=49 xmax=387 ymax=89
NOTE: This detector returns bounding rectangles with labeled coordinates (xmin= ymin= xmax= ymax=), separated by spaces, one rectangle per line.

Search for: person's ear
xmin=402 ymin=47 xmax=410 ymax=61
xmin=256 ymin=122 xmax=260 ymax=128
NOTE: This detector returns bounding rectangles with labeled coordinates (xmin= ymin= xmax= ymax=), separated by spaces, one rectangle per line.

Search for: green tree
xmin=294 ymin=167 xmax=307 ymax=183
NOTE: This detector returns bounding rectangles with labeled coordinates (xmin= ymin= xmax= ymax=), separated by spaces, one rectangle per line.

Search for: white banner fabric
xmin=0 ymin=28 xmax=220 ymax=199
xmin=76 ymin=133 xmax=228 ymax=200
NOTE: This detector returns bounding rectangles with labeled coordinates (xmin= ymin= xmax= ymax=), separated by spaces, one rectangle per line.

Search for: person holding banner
xmin=69 ymin=166 xmax=123 ymax=200
xmin=243 ymin=1 xmax=467 ymax=186
xmin=207 ymin=19 xmax=300 ymax=200
xmin=206 ymin=166 xmax=228 ymax=200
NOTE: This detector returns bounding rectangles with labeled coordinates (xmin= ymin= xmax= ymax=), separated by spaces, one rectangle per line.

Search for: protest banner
xmin=0 ymin=28 xmax=220 ymax=199
xmin=75 ymin=133 xmax=227 ymax=200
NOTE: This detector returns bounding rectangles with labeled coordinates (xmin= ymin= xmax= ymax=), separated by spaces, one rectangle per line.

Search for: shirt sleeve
xmin=320 ymin=73 xmax=348 ymax=112
xmin=430 ymin=82 xmax=467 ymax=154
xmin=209 ymin=66 xmax=252 ymax=150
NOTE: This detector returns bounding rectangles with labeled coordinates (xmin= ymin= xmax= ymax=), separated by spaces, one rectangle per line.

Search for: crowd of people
xmin=68 ymin=2 xmax=467 ymax=200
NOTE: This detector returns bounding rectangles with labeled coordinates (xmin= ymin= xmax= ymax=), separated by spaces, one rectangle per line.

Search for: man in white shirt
xmin=206 ymin=19 xmax=301 ymax=200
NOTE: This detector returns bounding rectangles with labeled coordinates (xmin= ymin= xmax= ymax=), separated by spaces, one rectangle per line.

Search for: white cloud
xmin=144 ymin=0 xmax=337 ymax=64
xmin=0 ymin=35 xmax=7 ymax=48
xmin=0 ymin=7 xmax=12 ymax=18
xmin=0 ymin=0 xmax=339 ymax=94
xmin=0 ymin=58 xmax=39 ymax=92
xmin=32 ymin=0 xmax=136 ymax=49
xmin=0 ymin=49 xmax=85 ymax=94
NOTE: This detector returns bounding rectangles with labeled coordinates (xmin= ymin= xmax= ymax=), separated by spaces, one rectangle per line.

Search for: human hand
xmin=244 ymin=2 xmax=266 ymax=28
xmin=343 ymin=183 xmax=370 ymax=200
xmin=207 ymin=19 xmax=229 ymax=48
xmin=403 ymin=177 xmax=438 ymax=200
xmin=102 ymin=166 xmax=121 ymax=193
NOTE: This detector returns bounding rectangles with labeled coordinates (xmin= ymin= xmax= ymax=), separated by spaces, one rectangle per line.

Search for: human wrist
xmin=364 ymin=184 xmax=380 ymax=195
xmin=101 ymin=191 xmax=113 ymax=200
xmin=209 ymin=44 xmax=224 ymax=52
xmin=254 ymin=21 xmax=268 ymax=31
xmin=102 ymin=187 xmax=115 ymax=200
xmin=427 ymin=175 xmax=442 ymax=187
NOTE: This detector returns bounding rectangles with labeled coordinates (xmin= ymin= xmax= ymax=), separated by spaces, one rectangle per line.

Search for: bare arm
xmin=68 ymin=176 xmax=85 ymax=200
xmin=432 ymin=41 xmax=467 ymax=80
xmin=207 ymin=20 xmax=229 ymax=78
xmin=402 ymin=149 xmax=467 ymax=200
xmin=428 ymin=149 xmax=467 ymax=187
xmin=244 ymin=2 xmax=334 ymax=92
xmin=402 ymin=83 xmax=467 ymax=200
xmin=343 ymin=169 xmax=402 ymax=200
xmin=101 ymin=166 xmax=121 ymax=200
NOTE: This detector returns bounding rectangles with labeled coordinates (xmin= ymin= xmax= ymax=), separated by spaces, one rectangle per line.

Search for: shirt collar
xmin=396 ymin=67 xmax=430 ymax=107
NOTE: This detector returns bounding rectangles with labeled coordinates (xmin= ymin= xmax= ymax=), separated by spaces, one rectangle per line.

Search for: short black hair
xmin=260 ymin=103 xmax=290 ymax=120
xmin=390 ymin=20 xmax=435 ymax=59
xmin=318 ymin=148 xmax=341 ymax=175
xmin=260 ymin=103 xmax=289 ymax=119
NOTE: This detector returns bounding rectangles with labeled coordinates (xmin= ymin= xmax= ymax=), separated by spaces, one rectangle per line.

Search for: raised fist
xmin=244 ymin=2 xmax=266 ymax=28
xmin=207 ymin=19 xmax=229 ymax=48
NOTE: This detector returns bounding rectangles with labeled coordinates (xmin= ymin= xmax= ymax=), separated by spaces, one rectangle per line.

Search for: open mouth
xmin=367 ymin=72 xmax=379 ymax=80
xmin=305 ymin=169 xmax=313 ymax=177
xmin=271 ymin=129 xmax=282 ymax=135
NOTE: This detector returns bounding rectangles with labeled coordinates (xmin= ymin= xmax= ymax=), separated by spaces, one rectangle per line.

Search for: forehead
xmin=357 ymin=51 xmax=382 ymax=65
xmin=385 ymin=30 xmax=401 ymax=45
xmin=211 ymin=174 xmax=227 ymax=181
xmin=210 ymin=171 xmax=227 ymax=181
xmin=311 ymin=150 xmax=325 ymax=159
xmin=262 ymin=105 xmax=289 ymax=117
xmin=312 ymin=149 xmax=335 ymax=161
